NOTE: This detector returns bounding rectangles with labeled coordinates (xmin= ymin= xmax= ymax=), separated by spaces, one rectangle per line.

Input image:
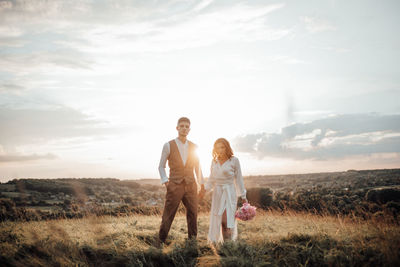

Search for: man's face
xmin=176 ymin=121 xmax=190 ymax=137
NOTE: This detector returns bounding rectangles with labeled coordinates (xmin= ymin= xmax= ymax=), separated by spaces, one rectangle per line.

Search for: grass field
xmin=1 ymin=210 xmax=399 ymax=266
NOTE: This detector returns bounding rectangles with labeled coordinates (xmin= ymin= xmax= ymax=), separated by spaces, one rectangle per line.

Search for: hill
xmin=0 ymin=168 xmax=399 ymax=221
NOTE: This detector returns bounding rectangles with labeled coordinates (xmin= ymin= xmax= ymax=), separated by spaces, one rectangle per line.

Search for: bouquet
xmin=235 ymin=202 xmax=257 ymax=221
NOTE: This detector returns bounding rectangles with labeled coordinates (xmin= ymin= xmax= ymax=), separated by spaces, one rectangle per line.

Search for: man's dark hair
xmin=177 ymin=117 xmax=191 ymax=125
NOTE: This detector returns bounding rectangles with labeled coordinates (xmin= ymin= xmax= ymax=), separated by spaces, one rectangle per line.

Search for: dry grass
xmin=240 ymin=209 xmax=398 ymax=243
xmin=1 ymin=211 xmax=399 ymax=266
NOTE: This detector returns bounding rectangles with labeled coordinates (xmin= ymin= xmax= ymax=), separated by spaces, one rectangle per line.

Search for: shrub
xmin=366 ymin=187 xmax=400 ymax=204
xmin=247 ymin=188 xmax=273 ymax=209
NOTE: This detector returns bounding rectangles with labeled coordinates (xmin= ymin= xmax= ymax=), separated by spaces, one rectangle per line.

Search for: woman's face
xmin=215 ymin=142 xmax=227 ymax=158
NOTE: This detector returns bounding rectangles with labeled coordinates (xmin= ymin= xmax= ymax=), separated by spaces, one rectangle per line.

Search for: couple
xmin=158 ymin=117 xmax=247 ymax=245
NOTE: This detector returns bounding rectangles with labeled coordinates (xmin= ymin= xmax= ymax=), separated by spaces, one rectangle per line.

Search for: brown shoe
xmin=154 ymin=237 xmax=164 ymax=249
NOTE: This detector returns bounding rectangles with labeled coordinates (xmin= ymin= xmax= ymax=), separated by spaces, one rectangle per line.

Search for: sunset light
xmin=1 ymin=1 xmax=400 ymax=265
xmin=0 ymin=0 xmax=399 ymax=181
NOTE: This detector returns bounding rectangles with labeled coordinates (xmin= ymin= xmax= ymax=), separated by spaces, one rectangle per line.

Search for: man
xmin=158 ymin=117 xmax=204 ymax=244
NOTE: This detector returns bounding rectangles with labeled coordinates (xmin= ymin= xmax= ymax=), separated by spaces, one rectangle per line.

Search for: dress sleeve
xmin=234 ymin=157 xmax=246 ymax=199
xmin=204 ymin=160 xmax=216 ymax=192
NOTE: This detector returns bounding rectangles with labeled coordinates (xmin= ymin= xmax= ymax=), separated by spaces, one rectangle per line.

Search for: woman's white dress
xmin=205 ymin=156 xmax=246 ymax=243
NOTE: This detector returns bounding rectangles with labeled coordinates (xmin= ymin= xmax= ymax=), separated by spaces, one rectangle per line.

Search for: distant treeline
xmin=1 ymin=178 xmax=161 ymax=207
xmin=1 ymin=186 xmax=399 ymax=222
xmin=1 ymin=169 xmax=400 ymax=222
xmin=0 ymin=198 xmax=161 ymax=221
xmin=7 ymin=178 xmax=143 ymax=196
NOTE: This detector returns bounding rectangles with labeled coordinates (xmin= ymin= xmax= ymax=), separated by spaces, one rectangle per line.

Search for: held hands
xmin=198 ymin=184 xmax=206 ymax=200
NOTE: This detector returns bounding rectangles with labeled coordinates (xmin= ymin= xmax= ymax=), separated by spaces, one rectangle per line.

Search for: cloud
xmin=0 ymin=37 xmax=26 ymax=47
xmin=0 ymin=0 xmax=290 ymax=79
xmin=0 ymin=143 xmax=57 ymax=163
xmin=271 ymin=55 xmax=309 ymax=65
xmin=192 ymin=0 xmax=214 ymax=12
xmin=1 ymin=0 xmax=289 ymax=54
xmin=98 ymin=2 xmax=289 ymax=53
xmin=0 ymin=82 xmax=25 ymax=92
xmin=311 ymin=45 xmax=351 ymax=53
xmin=0 ymin=49 xmax=94 ymax=73
xmin=0 ymin=153 xmax=57 ymax=163
xmin=0 ymin=106 xmax=117 ymax=150
xmin=0 ymin=25 xmax=23 ymax=37
xmin=0 ymin=25 xmax=25 ymax=47
xmin=300 ymin=16 xmax=336 ymax=33
xmin=233 ymin=113 xmax=400 ymax=160
xmin=0 ymin=0 xmax=12 ymax=11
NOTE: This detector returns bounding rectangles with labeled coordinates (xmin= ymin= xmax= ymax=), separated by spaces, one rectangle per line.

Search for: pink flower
xmin=235 ymin=202 xmax=257 ymax=221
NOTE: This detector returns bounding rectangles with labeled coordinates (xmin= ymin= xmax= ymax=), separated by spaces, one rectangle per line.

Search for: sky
xmin=0 ymin=0 xmax=399 ymax=182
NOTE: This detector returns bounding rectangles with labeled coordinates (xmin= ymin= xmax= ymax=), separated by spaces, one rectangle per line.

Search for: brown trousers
xmin=159 ymin=181 xmax=198 ymax=242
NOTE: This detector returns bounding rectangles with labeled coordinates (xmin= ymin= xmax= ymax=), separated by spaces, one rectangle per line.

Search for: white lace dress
xmin=205 ymin=156 xmax=246 ymax=243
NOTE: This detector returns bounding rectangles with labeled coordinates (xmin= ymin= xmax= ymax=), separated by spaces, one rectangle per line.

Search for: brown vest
xmin=168 ymin=139 xmax=197 ymax=184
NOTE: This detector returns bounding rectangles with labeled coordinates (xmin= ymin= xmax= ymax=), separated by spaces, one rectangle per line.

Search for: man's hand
xmin=164 ymin=181 xmax=169 ymax=188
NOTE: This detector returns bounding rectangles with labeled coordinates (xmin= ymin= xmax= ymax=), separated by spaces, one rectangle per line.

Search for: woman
xmin=204 ymin=138 xmax=247 ymax=243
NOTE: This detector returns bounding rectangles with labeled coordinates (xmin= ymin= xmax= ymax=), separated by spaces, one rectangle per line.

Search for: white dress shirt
xmin=158 ymin=138 xmax=204 ymax=184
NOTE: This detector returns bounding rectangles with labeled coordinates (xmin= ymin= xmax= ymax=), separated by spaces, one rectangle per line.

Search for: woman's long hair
xmin=212 ymin=138 xmax=234 ymax=162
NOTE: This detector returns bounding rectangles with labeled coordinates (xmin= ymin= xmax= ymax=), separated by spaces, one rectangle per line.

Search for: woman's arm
xmin=234 ymin=157 xmax=247 ymax=200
